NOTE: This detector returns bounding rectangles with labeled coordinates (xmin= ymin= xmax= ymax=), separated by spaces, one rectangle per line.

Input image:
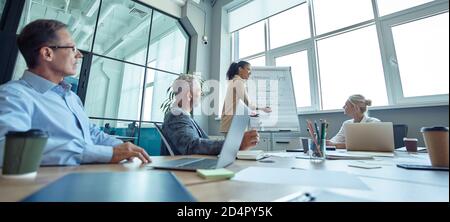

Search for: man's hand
xmin=111 ymin=142 xmax=152 ymax=164
xmin=240 ymin=130 xmax=259 ymax=150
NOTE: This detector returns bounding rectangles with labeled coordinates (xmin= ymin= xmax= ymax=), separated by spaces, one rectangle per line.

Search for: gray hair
xmin=172 ymin=74 xmax=200 ymax=96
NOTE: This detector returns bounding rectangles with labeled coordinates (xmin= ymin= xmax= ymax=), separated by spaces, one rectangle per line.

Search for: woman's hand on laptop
xmin=240 ymin=130 xmax=260 ymax=150
xmin=111 ymin=142 xmax=152 ymax=164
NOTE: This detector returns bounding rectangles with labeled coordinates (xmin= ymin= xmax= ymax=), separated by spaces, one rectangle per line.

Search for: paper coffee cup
xmin=403 ymin=138 xmax=418 ymax=152
xmin=421 ymin=127 xmax=449 ymax=167
xmin=1 ymin=129 xmax=48 ymax=179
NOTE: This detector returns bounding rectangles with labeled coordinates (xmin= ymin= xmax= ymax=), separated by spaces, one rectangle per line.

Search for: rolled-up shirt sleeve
xmin=81 ymin=144 xmax=113 ymax=164
xmin=329 ymin=124 xmax=346 ymax=144
xmin=0 ymin=87 xmax=32 ymax=137
xmin=39 ymin=139 xmax=113 ymax=165
xmin=89 ymin=123 xmax=123 ymax=147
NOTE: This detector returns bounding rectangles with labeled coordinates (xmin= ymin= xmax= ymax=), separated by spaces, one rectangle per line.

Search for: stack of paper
xmin=237 ymin=150 xmax=265 ymax=160
xmin=346 ymin=151 xmax=395 ymax=157
xmin=197 ymin=168 xmax=235 ymax=180
xmin=232 ymin=167 xmax=369 ymax=190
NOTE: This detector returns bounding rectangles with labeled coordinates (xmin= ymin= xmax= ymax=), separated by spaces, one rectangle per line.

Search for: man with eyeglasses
xmin=0 ymin=19 xmax=151 ymax=165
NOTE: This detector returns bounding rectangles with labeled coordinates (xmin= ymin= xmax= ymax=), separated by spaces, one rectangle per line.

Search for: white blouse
xmin=329 ymin=115 xmax=381 ymax=144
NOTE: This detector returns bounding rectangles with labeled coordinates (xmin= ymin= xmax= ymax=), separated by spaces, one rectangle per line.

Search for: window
xmin=142 ymin=71 xmax=178 ymax=122
xmin=148 ymin=11 xmax=189 ymax=74
xmin=231 ymin=0 xmax=448 ymax=111
xmin=392 ymin=12 xmax=449 ymax=97
xmin=317 ymin=25 xmax=388 ymax=110
xmin=247 ymin=56 xmax=266 ymax=66
xmin=84 ymin=56 xmax=145 ymax=121
xmin=313 ymin=0 xmax=374 ymax=35
xmin=238 ymin=21 xmax=266 ymax=58
xmin=275 ymin=51 xmax=311 ymax=107
xmin=93 ymin=0 xmax=152 ymax=65
xmin=7 ymin=0 xmax=189 ymax=155
xmin=11 ymin=54 xmax=26 ymax=80
xmin=269 ymin=4 xmax=310 ymax=49
xmin=377 ymin=0 xmax=434 ymax=16
xmin=142 ymin=62 xmax=156 ymax=122
xmin=17 ymin=0 xmax=100 ymax=51
xmin=0 ymin=0 xmax=6 ymax=21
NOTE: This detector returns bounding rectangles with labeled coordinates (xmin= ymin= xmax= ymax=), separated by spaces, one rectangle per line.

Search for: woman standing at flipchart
xmin=220 ymin=61 xmax=272 ymax=133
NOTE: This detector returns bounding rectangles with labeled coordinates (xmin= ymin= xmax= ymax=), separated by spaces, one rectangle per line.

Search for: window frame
xmin=231 ymin=0 xmax=449 ymax=112
xmin=268 ymin=39 xmax=319 ymax=112
xmin=378 ymin=1 xmax=449 ymax=105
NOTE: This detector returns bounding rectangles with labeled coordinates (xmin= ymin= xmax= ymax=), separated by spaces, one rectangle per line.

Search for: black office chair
xmin=393 ymin=124 xmax=408 ymax=149
xmin=153 ymin=123 xmax=175 ymax=156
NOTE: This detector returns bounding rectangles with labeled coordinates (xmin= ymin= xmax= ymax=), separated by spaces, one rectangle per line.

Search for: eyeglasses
xmin=47 ymin=45 xmax=78 ymax=53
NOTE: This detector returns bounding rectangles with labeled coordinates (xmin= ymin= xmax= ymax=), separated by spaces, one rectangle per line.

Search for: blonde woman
xmin=327 ymin=94 xmax=380 ymax=149
xmin=220 ymin=61 xmax=272 ymax=133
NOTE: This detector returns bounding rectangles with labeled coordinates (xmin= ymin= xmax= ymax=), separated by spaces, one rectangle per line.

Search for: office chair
xmin=393 ymin=124 xmax=408 ymax=149
xmin=153 ymin=123 xmax=175 ymax=156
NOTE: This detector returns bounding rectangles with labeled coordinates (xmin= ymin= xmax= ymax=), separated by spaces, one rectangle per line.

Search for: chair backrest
xmin=153 ymin=123 xmax=175 ymax=156
xmin=393 ymin=124 xmax=408 ymax=149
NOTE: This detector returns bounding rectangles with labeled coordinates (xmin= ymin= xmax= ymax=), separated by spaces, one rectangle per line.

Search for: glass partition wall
xmin=11 ymin=0 xmax=190 ymax=155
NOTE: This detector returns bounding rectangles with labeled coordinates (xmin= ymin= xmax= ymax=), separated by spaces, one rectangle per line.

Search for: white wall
xmin=179 ymin=1 xmax=215 ymax=131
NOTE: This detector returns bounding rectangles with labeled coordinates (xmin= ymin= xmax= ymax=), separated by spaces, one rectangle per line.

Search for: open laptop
xmin=345 ymin=122 xmax=395 ymax=152
xmin=148 ymin=100 xmax=250 ymax=171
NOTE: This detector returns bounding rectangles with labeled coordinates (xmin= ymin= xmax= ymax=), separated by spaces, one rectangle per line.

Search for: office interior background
xmin=0 ymin=0 xmax=448 ymax=155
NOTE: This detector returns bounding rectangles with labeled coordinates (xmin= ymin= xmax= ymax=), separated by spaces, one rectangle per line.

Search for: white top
xmin=329 ymin=115 xmax=381 ymax=144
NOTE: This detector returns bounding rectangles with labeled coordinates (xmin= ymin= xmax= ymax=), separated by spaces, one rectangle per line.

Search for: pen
xmin=314 ymin=121 xmax=320 ymax=141
xmin=320 ymin=122 xmax=326 ymax=143
xmin=288 ymin=192 xmax=316 ymax=202
xmin=306 ymin=120 xmax=318 ymax=147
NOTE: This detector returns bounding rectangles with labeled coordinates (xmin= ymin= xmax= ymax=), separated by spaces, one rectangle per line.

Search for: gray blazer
xmin=160 ymin=109 xmax=224 ymax=156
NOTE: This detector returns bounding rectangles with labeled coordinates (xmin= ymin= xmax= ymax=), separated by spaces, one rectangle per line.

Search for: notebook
xmin=22 ymin=171 xmax=196 ymax=202
xmin=326 ymin=151 xmax=374 ymax=160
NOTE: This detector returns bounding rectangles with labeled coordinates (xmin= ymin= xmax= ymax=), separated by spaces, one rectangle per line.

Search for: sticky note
xmin=197 ymin=168 xmax=235 ymax=180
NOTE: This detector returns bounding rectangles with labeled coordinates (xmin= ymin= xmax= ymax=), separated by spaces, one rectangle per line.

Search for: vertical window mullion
xmin=308 ymin=0 xmax=321 ymax=111
xmin=234 ymin=32 xmax=239 ymax=61
xmin=265 ymin=19 xmax=270 ymax=54
xmin=372 ymin=0 xmax=400 ymax=106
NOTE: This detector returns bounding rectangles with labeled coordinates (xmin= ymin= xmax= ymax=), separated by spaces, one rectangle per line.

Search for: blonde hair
xmin=348 ymin=94 xmax=372 ymax=114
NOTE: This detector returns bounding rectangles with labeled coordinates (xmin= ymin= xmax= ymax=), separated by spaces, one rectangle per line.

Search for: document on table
xmin=346 ymin=151 xmax=395 ymax=157
xmin=273 ymin=189 xmax=372 ymax=202
xmin=232 ymin=167 xmax=369 ymax=190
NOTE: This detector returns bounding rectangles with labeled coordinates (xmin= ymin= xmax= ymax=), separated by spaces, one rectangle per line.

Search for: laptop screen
xmin=216 ymin=100 xmax=251 ymax=168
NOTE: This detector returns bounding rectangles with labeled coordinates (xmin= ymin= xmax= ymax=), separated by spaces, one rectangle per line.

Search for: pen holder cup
xmin=308 ymin=139 xmax=326 ymax=163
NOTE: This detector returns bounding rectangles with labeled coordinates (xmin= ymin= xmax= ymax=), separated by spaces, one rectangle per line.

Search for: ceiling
xmin=21 ymin=0 xmax=187 ymax=63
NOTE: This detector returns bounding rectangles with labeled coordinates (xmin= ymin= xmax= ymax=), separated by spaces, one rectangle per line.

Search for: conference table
xmin=0 ymin=151 xmax=448 ymax=202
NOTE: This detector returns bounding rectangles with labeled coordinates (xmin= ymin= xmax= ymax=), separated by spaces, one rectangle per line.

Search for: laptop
xmin=148 ymin=100 xmax=251 ymax=171
xmin=345 ymin=122 xmax=395 ymax=152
